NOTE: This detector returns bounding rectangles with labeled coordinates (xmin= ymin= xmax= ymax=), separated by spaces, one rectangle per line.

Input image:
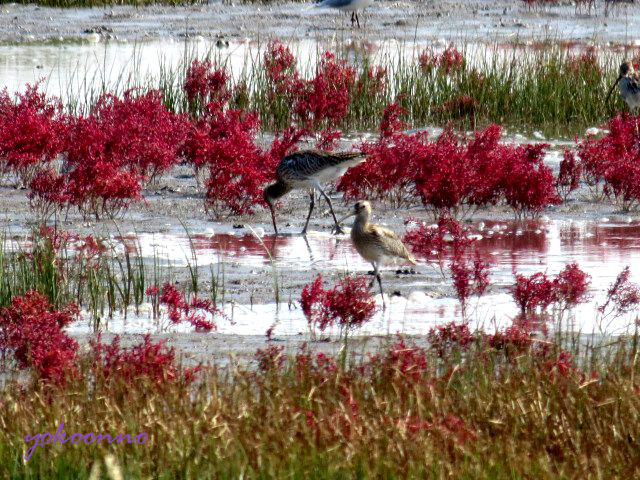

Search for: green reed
xmin=55 ymin=38 xmax=632 ymax=138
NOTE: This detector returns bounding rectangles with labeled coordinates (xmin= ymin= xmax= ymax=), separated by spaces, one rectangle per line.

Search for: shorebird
xmin=315 ymin=0 xmax=375 ymax=28
xmin=263 ymin=149 xmax=364 ymax=235
xmin=338 ymin=200 xmax=416 ymax=306
xmin=606 ymin=61 xmax=640 ymax=112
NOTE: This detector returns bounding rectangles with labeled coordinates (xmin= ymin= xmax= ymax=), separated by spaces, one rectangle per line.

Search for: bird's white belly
xmin=310 ymin=165 xmax=349 ymax=184
xmin=332 ymin=0 xmax=374 ymax=11
xmin=626 ymin=93 xmax=640 ymax=111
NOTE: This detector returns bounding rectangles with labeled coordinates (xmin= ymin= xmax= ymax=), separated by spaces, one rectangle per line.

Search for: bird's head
xmin=353 ymin=200 xmax=372 ymax=217
xmin=620 ymin=61 xmax=634 ymax=77
xmin=607 ymin=61 xmax=634 ymax=104
xmin=263 ymin=181 xmax=290 ymax=235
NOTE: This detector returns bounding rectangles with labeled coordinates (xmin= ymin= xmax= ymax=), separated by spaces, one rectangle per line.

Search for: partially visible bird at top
xmin=338 ymin=200 xmax=416 ymax=308
xmin=314 ymin=0 xmax=375 ymax=28
xmin=606 ymin=61 xmax=640 ymax=112
xmin=263 ymin=149 xmax=365 ymax=236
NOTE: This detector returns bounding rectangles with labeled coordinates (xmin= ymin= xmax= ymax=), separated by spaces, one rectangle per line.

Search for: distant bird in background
xmin=314 ymin=0 xmax=375 ymax=28
xmin=263 ymin=149 xmax=365 ymax=235
xmin=338 ymin=200 xmax=416 ymax=307
xmin=606 ymin=61 xmax=640 ymax=112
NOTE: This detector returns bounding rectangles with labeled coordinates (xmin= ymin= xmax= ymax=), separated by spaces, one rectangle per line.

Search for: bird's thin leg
xmin=374 ymin=262 xmax=386 ymax=310
xmin=301 ymin=189 xmax=315 ymax=235
xmin=355 ymin=12 xmax=360 ymax=28
xmin=351 ymin=11 xmax=356 ymax=27
xmin=316 ymin=185 xmax=345 ymax=234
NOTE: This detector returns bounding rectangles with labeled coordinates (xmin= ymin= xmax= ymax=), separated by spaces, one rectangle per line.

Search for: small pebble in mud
xmin=392 ymin=291 xmax=402 ymax=297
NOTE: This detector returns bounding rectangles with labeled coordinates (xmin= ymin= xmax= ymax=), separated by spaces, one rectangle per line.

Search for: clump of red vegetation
xmin=427 ymin=322 xmax=474 ymax=358
xmin=0 ymin=84 xmax=68 ymax=186
xmin=364 ymin=337 xmax=429 ymax=384
xmin=255 ymin=344 xmax=286 ymax=372
xmin=340 ymin=119 xmax=560 ymax=218
xmin=449 ymin=253 xmax=491 ymax=316
xmin=0 ymin=291 xmax=79 ymax=384
xmin=556 ymin=150 xmax=582 ymax=201
xmin=418 ymin=46 xmax=465 ymax=74
xmin=301 ymin=274 xmax=377 ymax=336
xmin=91 ymin=334 xmax=200 ymax=386
xmin=598 ymin=266 xmax=640 ymax=318
xmin=181 ymin=60 xmax=281 ymax=216
xmin=184 ymin=59 xmax=231 ymax=109
xmin=29 ymin=90 xmax=189 ymax=219
xmin=512 ymin=263 xmax=591 ymax=315
xmin=577 ymin=114 xmax=640 ymax=211
xmin=147 ymin=283 xmax=223 ymax=332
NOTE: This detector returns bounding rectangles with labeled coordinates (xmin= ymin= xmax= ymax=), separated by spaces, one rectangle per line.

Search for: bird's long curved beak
xmin=606 ymin=76 xmax=622 ymax=104
xmin=336 ymin=212 xmax=355 ymax=225
xmin=268 ymin=204 xmax=278 ymax=235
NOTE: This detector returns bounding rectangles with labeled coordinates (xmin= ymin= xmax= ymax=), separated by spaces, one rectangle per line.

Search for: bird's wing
xmin=277 ymin=150 xmax=364 ymax=182
xmin=368 ymin=224 xmax=417 ymax=264
xmin=315 ymin=0 xmax=355 ymax=8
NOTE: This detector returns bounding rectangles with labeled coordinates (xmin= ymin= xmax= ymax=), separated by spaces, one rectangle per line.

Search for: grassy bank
xmin=1 ymin=333 xmax=639 ymax=478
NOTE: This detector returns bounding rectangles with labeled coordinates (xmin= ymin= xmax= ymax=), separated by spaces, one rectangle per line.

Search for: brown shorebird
xmin=338 ymin=200 xmax=416 ymax=306
xmin=263 ymin=149 xmax=364 ymax=235
xmin=606 ymin=61 xmax=640 ymax=112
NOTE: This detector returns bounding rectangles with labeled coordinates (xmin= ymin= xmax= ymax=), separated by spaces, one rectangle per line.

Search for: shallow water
xmin=63 ymin=218 xmax=640 ymax=337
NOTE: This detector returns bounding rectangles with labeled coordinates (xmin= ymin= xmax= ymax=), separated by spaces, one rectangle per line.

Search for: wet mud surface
xmin=1 ymin=0 xmax=639 ymax=45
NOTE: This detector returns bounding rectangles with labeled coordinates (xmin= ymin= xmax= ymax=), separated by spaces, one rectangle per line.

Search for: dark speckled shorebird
xmin=607 ymin=61 xmax=640 ymax=112
xmin=338 ymin=200 xmax=416 ymax=307
xmin=263 ymin=149 xmax=364 ymax=235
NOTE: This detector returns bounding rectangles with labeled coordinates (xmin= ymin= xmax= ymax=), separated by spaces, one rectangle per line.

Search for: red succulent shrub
xmin=255 ymin=344 xmax=286 ymax=372
xmin=0 ymin=84 xmax=68 ymax=185
xmin=183 ymin=59 xmax=231 ymax=110
xmin=512 ymin=272 xmax=556 ymax=314
xmin=150 ymin=283 xmax=222 ymax=332
xmin=427 ymin=321 xmax=474 ymax=358
xmin=322 ymin=275 xmax=377 ymax=330
xmin=577 ymin=114 xmax=640 ymax=211
xmin=512 ymin=263 xmax=590 ymax=316
xmin=0 ymin=291 xmax=79 ymax=384
xmin=342 ymin=121 xmax=558 ymax=218
xmin=488 ymin=324 xmax=533 ymax=356
xmin=556 ymin=149 xmax=583 ymax=201
xmin=264 ymin=40 xmax=298 ymax=90
xmin=28 ymin=89 xmax=189 ymax=219
xmin=91 ymin=334 xmax=199 ymax=386
xmin=181 ymin=102 xmax=277 ymax=216
xmin=300 ymin=274 xmax=377 ymax=335
xmin=301 ymin=274 xmax=326 ymax=336
xmin=365 ymin=337 xmax=429 ymax=384
xmin=498 ymin=143 xmax=561 ymax=218
xmin=553 ymin=263 xmax=591 ymax=311
xmin=449 ymin=253 xmax=491 ymax=316
xmin=598 ymin=266 xmax=640 ymax=317
xmin=294 ymin=52 xmax=356 ymax=130
xmin=418 ymin=46 xmax=464 ymax=74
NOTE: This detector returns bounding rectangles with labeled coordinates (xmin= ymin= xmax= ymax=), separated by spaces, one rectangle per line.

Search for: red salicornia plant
xmin=29 ymin=90 xmax=189 ymax=219
xmin=0 ymin=84 xmax=68 ymax=186
xmin=577 ymin=114 xmax=640 ymax=211
xmin=598 ymin=266 xmax=640 ymax=319
xmin=301 ymin=274 xmax=377 ymax=337
xmin=0 ymin=291 xmax=79 ymax=384
xmin=147 ymin=283 xmax=223 ymax=333
xmin=340 ymin=119 xmax=560 ymax=218
xmin=91 ymin=334 xmax=201 ymax=387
